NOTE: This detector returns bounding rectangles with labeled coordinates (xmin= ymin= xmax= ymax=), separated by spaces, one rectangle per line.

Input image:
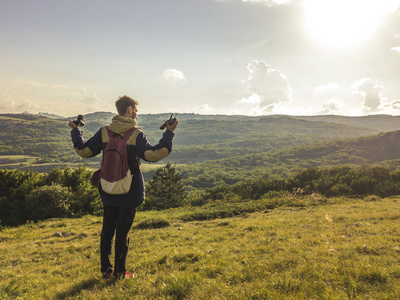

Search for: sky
xmin=1 ymin=0 xmax=400 ymax=117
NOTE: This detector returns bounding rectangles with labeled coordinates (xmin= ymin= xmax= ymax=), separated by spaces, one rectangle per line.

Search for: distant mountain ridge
xmin=6 ymin=111 xmax=400 ymax=132
xmin=294 ymin=114 xmax=400 ymax=132
xmin=36 ymin=112 xmax=65 ymax=119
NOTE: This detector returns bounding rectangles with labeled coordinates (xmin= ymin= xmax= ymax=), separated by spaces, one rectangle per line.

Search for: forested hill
xmin=294 ymin=114 xmax=400 ymax=133
xmin=1 ymin=113 xmax=400 ymax=185
xmin=178 ymin=129 xmax=400 ymax=190
xmin=0 ymin=112 xmax=376 ymax=163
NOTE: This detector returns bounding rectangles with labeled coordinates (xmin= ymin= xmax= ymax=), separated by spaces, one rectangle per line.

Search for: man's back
xmin=71 ymin=115 xmax=175 ymax=208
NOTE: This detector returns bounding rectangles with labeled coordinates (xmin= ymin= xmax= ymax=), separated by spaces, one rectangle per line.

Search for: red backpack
xmin=91 ymin=126 xmax=137 ymax=194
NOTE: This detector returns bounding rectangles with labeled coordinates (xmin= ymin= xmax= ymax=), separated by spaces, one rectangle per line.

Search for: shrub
xmin=69 ymin=181 xmax=102 ymax=216
xmin=144 ymin=163 xmax=187 ymax=210
xmin=135 ymin=218 xmax=170 ymax=230
xmin=26 ymin=184 xmax=73 ymax=221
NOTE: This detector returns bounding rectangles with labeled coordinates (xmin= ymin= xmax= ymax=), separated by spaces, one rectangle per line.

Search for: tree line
xmin=0 ymin=164 xmax=186 ymax=226
xmin=199 ymin=165 xmax=400 ymax=205
xmin=1 ymin=164 xmax=400 ymax=226
xmin=0 ymin=166 xmax=101 ymax=226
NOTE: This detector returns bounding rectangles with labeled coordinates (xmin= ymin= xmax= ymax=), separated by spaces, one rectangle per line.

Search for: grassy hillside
xmin=1 ymin=195 xmax=400 ymax=299
xmin=0 ymin=113 xmax=376 ymax=172
xmin=178 ymin=130 xmax=400 ymax=189
xmin=166 ymin=115 xmax=375 ymax=163
xmin=3 ymin=113 xmax=400 ymax=188
xmin=0 ymin=114 xmax=91 ymax=163
xmin=0 ymin=113 xmax=376 ymax=161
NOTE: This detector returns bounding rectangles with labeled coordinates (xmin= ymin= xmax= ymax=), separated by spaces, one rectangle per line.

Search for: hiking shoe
xmin=114 ymin=271 xmax=135 ymax=280
xmin=102 ymin=267 xmax=114 ymax=279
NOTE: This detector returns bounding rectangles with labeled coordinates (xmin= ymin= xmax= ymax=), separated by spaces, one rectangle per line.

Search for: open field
xmin=1 ymin=196 xmax=399 ymax=299
xmin=0 ymin=155 xmax=184 ymax=174
xmin=0 ymin=155 xmax=89 ymax=172
xmin=0 ymin=155 xmax=39 ymax=165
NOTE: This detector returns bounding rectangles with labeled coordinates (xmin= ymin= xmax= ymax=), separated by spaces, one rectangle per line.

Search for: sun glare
xmin=303 ymin=0 xmax=399 ymax=49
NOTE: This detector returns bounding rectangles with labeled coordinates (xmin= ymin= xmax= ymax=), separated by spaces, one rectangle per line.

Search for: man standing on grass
xmin=68 ymin=95 xmax=178 ymax=279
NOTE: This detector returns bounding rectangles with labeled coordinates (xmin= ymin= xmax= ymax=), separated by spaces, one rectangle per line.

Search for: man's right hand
xmin=68 ymin=120 xmax=79 ymax=129
xmin=166 ymin=118 xmax=179 ymax=132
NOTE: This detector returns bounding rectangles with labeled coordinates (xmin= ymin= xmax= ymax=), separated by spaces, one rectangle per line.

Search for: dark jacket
xmin=71 ymin=115 xmax=174 ymax=208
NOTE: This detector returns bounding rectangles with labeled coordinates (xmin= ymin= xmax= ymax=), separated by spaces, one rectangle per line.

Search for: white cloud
xmin=313 ymin=83 xmax=339 ymax=95
xmin=318 ymin=97 xmax=344 ymax=115
xmin=388 ymin=100 xmax=400 ymax=110
xmin=391 ymin=47 xmax=400 ymax=53
xmin=239 ymin=93 xmax=262 ymax=105
xmin=25 ymin=80 xmax=67 ymax=89
xmin=194 ymin=104 xmax=214 ymax=113
xmin=163 ymin=69 xmax=186 ymax=81
xmin=241 ymin=0 xmax=292 ymax=4
xmin=241 ymin=60 xmax=292 ymax=114
xmin=0 ymin=90 xmax=41 ymax=113
xmin=352 ymin=78 xmax=386 ymax=114
xmin=0 ymin=79 xmax=115 ymax=116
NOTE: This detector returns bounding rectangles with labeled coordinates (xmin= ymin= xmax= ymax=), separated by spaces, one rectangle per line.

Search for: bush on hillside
xmin=26 ymin=184 xmax=72 ymax=221
xmin=0 ymin=166 xmax=101 ymax=225
xmin=144 ymin=163 xmax=187 ymax=210
xmin=135 ymin=218 xmax=170 ymax=230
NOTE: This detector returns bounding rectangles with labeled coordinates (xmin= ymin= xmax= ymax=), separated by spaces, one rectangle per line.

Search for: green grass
xmin=0 ymin=155 xmax=100 ymax=173
xmin=0 ymin=155 xmax=39 ymax=165
xmin=1 ymin=196 xmax=400 ymax=299
xmin=0 ymin=155 xmax=186 ymax=174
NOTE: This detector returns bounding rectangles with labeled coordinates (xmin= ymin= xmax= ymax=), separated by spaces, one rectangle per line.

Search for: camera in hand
xmin=160 ymin=114 xmax=176 ymax=130
xmin=73 ymin=115 xmax=85 ymax=127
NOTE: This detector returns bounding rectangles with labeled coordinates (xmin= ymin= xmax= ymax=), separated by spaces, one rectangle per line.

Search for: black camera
xmin=160 ymin=114 xmax=176 ymax=130
xmin=73 ymin=114 xmax=85 ymax=126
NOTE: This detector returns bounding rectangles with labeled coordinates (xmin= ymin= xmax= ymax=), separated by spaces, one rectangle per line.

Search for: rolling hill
xmin=177 ymin=129 xmax=400 ymax=189
xmin=1 ymin=113 xmax=400 ymax=189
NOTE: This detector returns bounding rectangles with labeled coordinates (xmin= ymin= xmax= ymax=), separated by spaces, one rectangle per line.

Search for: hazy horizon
xmin=1 ymin=0 xmax=400 ymax=117
xmin=6 ymin=110 xmax=400 ymax=120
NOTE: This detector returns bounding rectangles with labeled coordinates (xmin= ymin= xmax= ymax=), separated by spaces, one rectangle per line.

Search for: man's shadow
xmin=55 ymin=277 xmax=114 ymax=299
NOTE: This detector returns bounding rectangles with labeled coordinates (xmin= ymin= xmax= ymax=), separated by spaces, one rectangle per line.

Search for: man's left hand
xmin=166 ymin=118 xmax=179 ymax=132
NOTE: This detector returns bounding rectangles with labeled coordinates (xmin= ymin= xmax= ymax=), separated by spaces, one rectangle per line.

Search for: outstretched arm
xmin=70 ymin=121 xmax=103 ymax=158
xmin=137 ymin=119 xmax=178 ymax=162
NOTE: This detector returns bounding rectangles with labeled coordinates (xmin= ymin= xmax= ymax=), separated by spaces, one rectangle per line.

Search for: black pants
xmin=100 ymin=205 xmax=136 ymax=275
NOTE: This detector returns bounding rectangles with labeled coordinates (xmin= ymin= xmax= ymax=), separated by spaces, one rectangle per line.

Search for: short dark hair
xmin=115 ymin=95 xmax=139 ymax=116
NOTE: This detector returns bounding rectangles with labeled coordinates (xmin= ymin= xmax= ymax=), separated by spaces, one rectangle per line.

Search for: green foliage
xmin=289 ymin=165 xmax=400 ymax=197
xmin=144 ymin=163 xmax=187 ymax=210
xmin=174 ymin=130 xmax=400 ymax=190
xmin=0 ymin=112 xmax=382 ymax=176
xmin=3 ymin=113 xmax=400 ymax=192
xmin=26 ymin=184 xmax=72 ymax=221
xmin=0 ymin=169 xmax=46 ymax=225
xmin=69 ymin=181 xmax=102 ymax=217
xmin=0 ymin=166 xmax=101 ymax=225
xmin=46 ymin=166 xmax=102 ymax=217
xmin=2 ymin=163 xmax=400 ymax=226
xmin=192 ymin=165 xmax=400 ymax=209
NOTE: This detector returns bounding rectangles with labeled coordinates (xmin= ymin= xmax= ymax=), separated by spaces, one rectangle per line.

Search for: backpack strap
xmin=123 ymin=127 xmax=140 ymax=170
xmin=122 ymin=127 xmax=137 ymax=142
xmin=105 ymin=126 xmax=114 ymax=139
xmin=122 ymin=127 xmax=140 ymax=170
